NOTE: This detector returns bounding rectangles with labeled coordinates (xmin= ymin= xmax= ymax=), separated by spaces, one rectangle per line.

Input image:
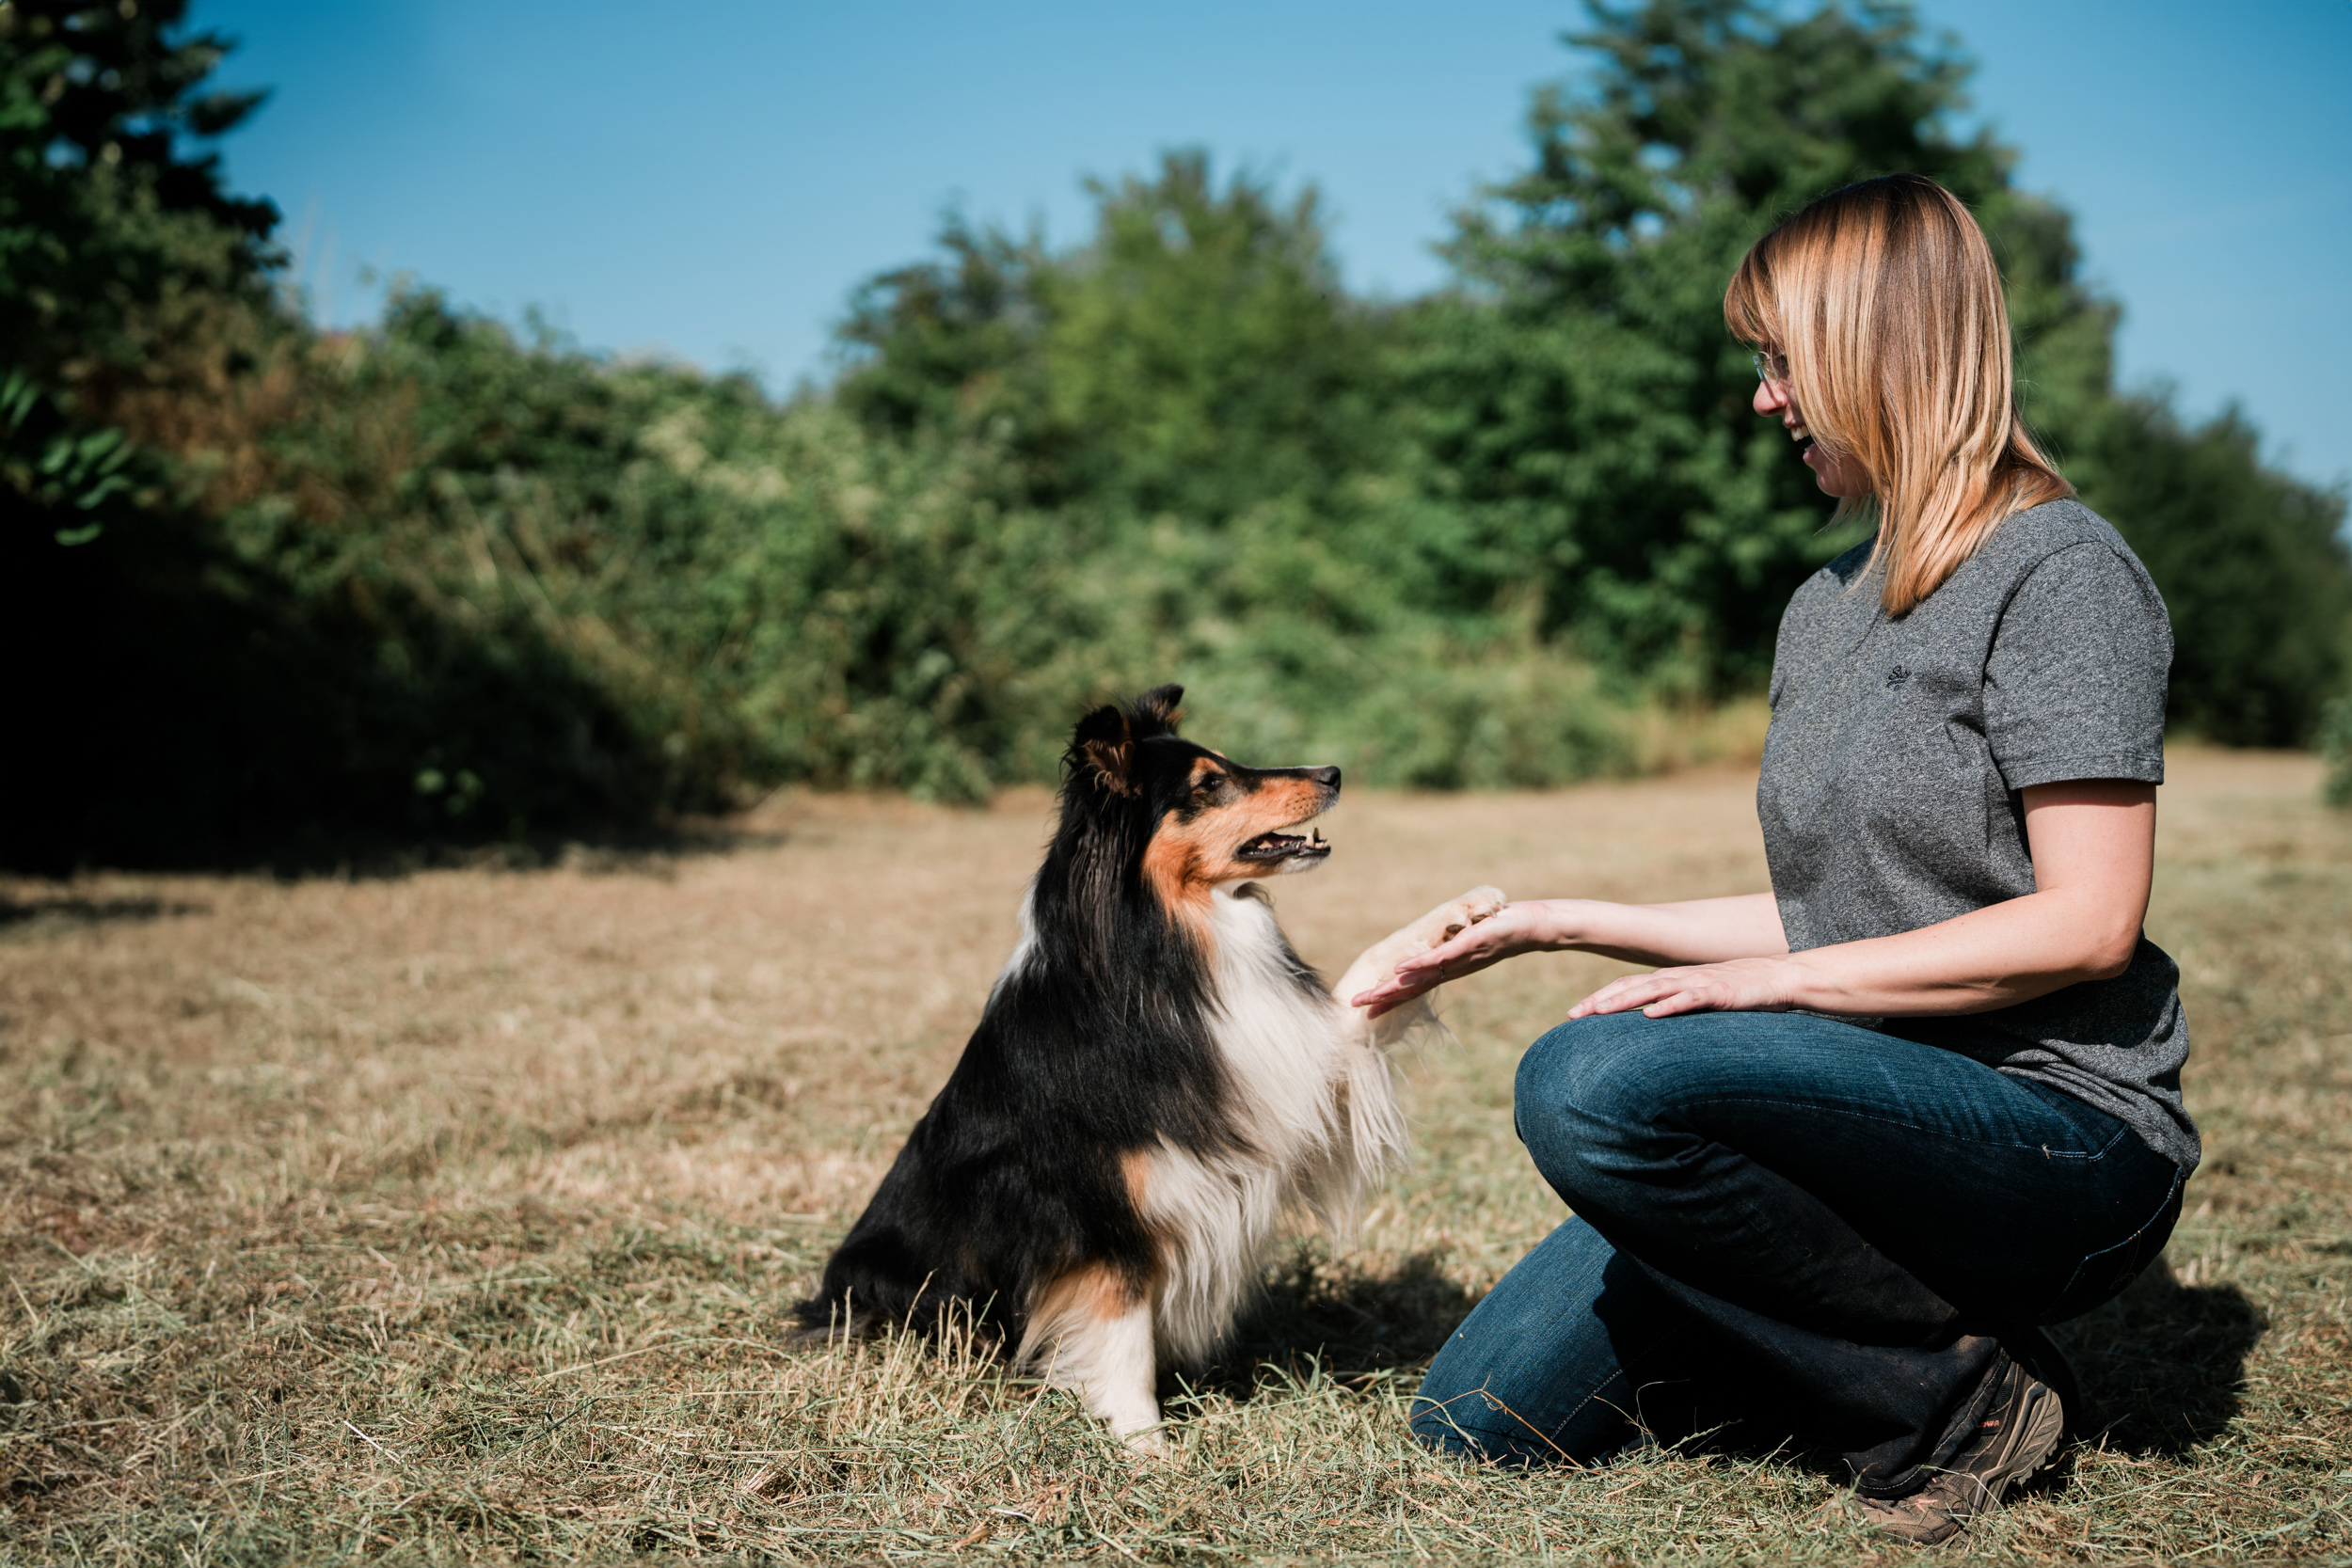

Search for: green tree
xmin=2064 ymin=400 xmax=2350 ymax=744
xmin=836 ymin=150 xmax=1389 ymax=525
xmin=0 ymin=0 xmax=277 ymax=530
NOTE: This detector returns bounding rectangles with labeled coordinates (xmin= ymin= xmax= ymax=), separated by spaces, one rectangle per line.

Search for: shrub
xmin=2321 ymin=695 xmax=2352 ymax=810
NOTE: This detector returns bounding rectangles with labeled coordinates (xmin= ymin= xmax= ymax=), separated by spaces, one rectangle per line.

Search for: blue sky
xmin=198 ymin=1 xmax=2349 ymax=492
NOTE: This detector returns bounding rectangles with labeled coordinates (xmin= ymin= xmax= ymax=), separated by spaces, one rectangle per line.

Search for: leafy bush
xmin=2321 ymin=697 xmax=2352 ymax=810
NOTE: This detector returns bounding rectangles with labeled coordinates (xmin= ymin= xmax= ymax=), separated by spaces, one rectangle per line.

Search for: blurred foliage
xmin=2061 ymin=399 xmax=2352 ymax=747
xmin=2321 ymin=697 xmax=2352 ymax=811
xmin=0 ymin=0 xmax=275 ymax=521
xmin=2 ymin=0 xmax=2345 ymax=867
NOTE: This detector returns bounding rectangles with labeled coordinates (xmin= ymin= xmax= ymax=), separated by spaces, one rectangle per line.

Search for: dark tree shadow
xmin=1174 ymin=1247 xmax=1482 ymax=1405
xmin=2048 ymin=1253 xmax=2265 ymax=1455
xmin=0 ymin=894 xmax=208 ymax=930
xmin=1 ymin=510 xmax=746 ymax=876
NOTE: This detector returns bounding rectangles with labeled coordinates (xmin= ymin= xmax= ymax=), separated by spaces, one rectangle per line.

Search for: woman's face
xmin=1753 ymin=355 xmax=1875 ymax=499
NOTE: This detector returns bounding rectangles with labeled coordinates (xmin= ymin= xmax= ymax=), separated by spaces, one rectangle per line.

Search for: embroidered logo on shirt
xmin=1885 ymin=664 xmax=1912 ymax=688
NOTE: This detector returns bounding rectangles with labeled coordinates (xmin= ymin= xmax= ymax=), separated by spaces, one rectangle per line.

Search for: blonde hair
xmin=1724 ymin=174 xmax=2072 ymax=616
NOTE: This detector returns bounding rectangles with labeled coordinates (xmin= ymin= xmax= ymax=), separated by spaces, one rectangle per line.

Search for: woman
xmin=1352 ymin=174 xmax=2193 ymax=1546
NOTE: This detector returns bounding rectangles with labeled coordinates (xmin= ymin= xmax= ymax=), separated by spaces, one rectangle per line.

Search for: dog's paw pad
xmin=1461 ymin=887 xmax=1507 ymax=922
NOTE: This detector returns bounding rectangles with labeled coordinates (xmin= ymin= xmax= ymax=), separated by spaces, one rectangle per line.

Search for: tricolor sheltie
xmin=799 ymin=685 xmax=1503 ymax=1446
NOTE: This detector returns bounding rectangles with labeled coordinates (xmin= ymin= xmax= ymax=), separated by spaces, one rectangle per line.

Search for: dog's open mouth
xmin=1236 ymin=824 xmax=1331 ymax=862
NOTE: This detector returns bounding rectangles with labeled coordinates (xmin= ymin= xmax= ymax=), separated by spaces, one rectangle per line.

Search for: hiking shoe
xmin=1857 ymin=1356 xmax=2067 ymax=1546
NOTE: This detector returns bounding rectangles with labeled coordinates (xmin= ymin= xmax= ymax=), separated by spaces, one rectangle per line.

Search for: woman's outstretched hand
xmin=1349 ymin=899 xmax=1549 ymax=1018
xmin=1348 ymin=895 xmax=1804 ymax=1021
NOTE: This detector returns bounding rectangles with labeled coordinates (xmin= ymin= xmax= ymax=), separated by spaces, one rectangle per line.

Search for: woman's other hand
xmin=1565 ymin=956 xmax=1800 ymax=1019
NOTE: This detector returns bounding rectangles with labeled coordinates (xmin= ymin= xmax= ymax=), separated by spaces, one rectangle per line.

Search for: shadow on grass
xmin=1183 ymin=1247 xmax=1482 ymax=1402
xmin=1171 ymin=1243 xmax=2264 ymax=1466
xmin=2051 ymin=1254 xmax=2264 ymax=1455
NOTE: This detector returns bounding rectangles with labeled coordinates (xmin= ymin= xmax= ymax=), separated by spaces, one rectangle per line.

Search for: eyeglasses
xmin=1752 ymin=349 xmax=1791 ymax=390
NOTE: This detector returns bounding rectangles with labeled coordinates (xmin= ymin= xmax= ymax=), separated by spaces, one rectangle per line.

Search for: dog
xmin=797 ymin=685 xmax=1503 ymax=1445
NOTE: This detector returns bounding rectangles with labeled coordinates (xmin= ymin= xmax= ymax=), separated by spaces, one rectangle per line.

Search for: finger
xmin=1640 ymin=989 xmax=1710 ymax=1018
xmin=1358 ymin=984 xmax=1428 ymax=1017
xmin=1568 ymin=974 xmax=1679 ymax=1018
xmin=1398 ymin=936 xmax=1470 ymax=969
xmin=1397 ymin=933 xmax=1492 ymax=977
xmin=1350 ymin=975 xmax=1431 ymax=1010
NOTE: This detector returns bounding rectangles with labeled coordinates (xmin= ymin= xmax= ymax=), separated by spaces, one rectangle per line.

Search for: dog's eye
xmin=1193 ymin=773 xmax=1224 ymax=794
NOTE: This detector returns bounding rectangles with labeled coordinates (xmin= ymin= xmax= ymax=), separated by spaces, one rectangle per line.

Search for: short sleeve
xmin=1982 ymin=542 xmax=2172 ymax=789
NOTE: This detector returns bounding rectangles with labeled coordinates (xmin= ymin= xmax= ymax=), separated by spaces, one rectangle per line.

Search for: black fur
xmin=796 ymin=684 xmax=1340 ymax=1344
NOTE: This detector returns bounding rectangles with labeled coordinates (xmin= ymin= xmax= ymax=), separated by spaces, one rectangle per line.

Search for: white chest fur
xmin=1133 ymin=886 xmax=1408 ymax=1363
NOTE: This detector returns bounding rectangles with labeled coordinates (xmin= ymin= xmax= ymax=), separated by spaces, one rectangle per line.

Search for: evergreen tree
xmin=0 ymin=0 xmax=278 ymax=530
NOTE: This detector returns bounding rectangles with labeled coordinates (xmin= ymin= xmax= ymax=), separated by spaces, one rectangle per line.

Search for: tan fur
xmin=1142 ymin=826 xmax=1215 ymax=922
xmin=1120 ymin=1149 xmax=1155 ymax=1213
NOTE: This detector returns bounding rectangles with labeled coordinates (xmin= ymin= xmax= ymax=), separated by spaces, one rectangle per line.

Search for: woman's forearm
xmin=1529 ymin=892 xmax=1789 ymax=966
xmin=1563 ymin=781 xmax=2157 ymax=1023
xmin=1565 ymin=883 xmax=2145 ymax=1022
xmin=1767 ymin=885 xmax=2141 ymax=1016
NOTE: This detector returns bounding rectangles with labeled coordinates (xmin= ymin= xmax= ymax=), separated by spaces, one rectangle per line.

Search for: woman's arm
xmin=1349 ymin=780 xmax=2155 ymax=1021
xmin=1348 ymin=892 xmax=1788 ymax=1017
xmin=1565 ymin=780 xmax=2155 ymax=1020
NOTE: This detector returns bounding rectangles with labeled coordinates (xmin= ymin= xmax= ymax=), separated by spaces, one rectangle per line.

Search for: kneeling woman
xmin=1352 ymin=174 xmax=2192 ymax=1545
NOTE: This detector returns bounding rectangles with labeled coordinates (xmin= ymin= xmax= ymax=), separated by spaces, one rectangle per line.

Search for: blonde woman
xmin=1358 ymin=174 xmax=2192 ymax=1544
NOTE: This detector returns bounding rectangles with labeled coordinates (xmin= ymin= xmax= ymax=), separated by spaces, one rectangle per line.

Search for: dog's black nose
xmin=1309 ymin=766 xmax=1341 ymax=791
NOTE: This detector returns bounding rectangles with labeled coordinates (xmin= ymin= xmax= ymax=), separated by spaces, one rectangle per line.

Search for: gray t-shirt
xmin=1758 ymin=498 xmax=2199 ymax=1170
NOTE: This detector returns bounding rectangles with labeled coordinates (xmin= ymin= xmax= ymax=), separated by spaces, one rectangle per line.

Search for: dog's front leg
xmin=1018 ymin=1268 xmax=1168 ymax=1453
xmin=1077 ymin=1301 xmax=1167 ymax=1452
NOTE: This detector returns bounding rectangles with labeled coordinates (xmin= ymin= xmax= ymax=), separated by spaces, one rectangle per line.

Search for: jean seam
xmin=2040 ymin=1163 xmax=2185 ymax=1322
xmin=1654 ymin=1093 xmax=2131 ymax=1160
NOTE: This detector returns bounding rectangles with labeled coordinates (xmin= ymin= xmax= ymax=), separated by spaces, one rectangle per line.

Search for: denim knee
xmin=1514 ymin=1011 xmax=1682 ymax=1206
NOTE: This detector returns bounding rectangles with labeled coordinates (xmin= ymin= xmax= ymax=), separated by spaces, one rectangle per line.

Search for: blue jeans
xmin=1411 ymin=1010 xmax=2183 ymax=1494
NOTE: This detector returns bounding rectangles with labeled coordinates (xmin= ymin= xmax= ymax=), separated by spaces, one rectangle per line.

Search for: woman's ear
xmin=1072 ymin=704 xmax=1136 ymax=795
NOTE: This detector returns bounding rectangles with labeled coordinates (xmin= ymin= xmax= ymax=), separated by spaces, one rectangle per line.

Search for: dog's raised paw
xmin=1434 ymin=886 xmax=1508 ymax=942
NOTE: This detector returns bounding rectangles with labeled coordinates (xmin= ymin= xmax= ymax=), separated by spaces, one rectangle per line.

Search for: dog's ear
xmin=1130 ymin=685 xmax=1184 ymax=739
xmin=1070 ymin=703 xmax=1136 ymax=796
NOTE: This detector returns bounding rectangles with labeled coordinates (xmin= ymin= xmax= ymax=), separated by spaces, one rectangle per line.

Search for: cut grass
xmin=1 ymin=750 xmax=2347 ymax=1562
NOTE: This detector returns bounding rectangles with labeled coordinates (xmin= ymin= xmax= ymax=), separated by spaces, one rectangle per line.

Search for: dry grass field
xmin=2 ymin=751 xmax=2347 ymax=1563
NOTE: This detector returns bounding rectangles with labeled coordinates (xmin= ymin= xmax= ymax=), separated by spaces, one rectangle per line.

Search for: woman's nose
xmin=1753 ymin=378 xmax=1788 ymax=417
